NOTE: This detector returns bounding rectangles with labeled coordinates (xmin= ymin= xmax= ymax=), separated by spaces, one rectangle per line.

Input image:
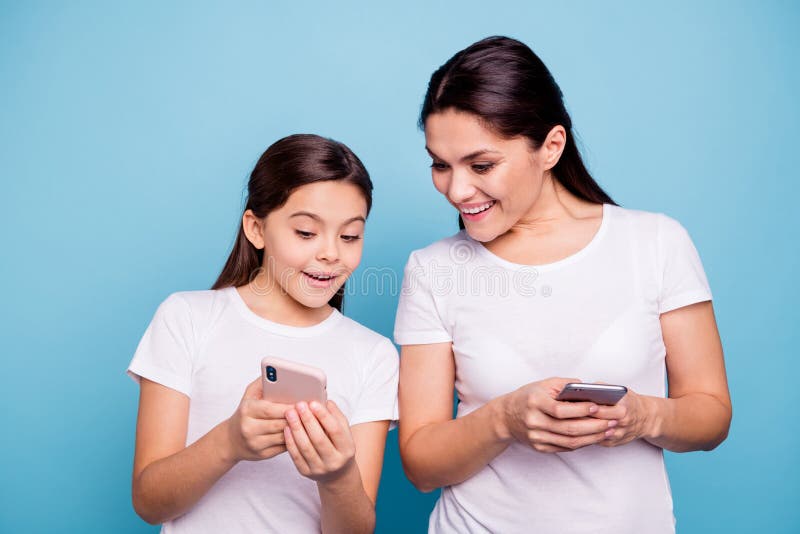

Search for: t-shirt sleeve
xmin=127 ymin=293 xmax=195 ymax=397
xmin=349 ymin=337 xmax=399 ymax=428
xmin=657 ymin=214 xmax=713 ymax=314
xmin=394 ymin=250 xmax=452 ymax=345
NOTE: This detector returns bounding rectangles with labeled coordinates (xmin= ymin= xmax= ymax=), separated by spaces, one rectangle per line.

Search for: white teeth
xmin=305 ymin=273 xmax=332 ymax=280
xmin=461 ymin=201 xmax=495 ymax=215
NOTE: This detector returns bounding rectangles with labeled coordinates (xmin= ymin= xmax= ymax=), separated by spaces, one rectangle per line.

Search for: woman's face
xmin=424 ymin=109 xmax=560 ymax=243
xmin=245 ymin=180 xmax=367 ymax=309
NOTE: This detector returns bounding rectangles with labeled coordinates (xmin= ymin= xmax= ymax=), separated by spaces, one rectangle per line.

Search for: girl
xmin=128 ymin=134 xmax=398 ymax=533
xmin=395 ymin=36 xmax=731 ymax=533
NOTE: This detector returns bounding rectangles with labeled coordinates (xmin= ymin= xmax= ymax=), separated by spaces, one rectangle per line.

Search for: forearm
xmin=401 ymin=396 xmax=512 ymax=492
xmin=642 ymin=393 xmax=731 ymax=452
xmin=133 ymin=421 xmax=237 ymax=524
xmin=318 ymin=463 xmax=375 ymax=534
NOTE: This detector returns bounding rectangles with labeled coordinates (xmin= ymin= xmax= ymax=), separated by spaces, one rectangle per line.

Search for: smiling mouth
xmin=459 ymin=200 xmax=496 ymax=215
xmin=302 ymin=272 xmax=336 ymax=281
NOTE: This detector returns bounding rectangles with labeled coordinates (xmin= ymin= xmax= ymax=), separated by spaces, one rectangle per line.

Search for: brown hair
xmin=211 ymin=134 xmax=373 ymax=312
xmin=420 ymin=36 xmax=615 ymax=229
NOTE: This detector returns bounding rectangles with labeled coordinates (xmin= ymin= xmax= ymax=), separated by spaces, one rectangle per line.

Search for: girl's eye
xmin=472 ymin=163 xmax=495 ymax=174
xmin=341 ymin=235 xmax=362 ymax=242
xmin=296 ymin=230 xmax=315 ymax=239
xmin=430 ymin=161 xmax=449 ymax=171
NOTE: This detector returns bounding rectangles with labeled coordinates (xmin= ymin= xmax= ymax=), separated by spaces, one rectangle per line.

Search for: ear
xmin=242 ymin=209 xmax=266 ymax=250
xmin=541 ymin=125 xmax=567 ymax=171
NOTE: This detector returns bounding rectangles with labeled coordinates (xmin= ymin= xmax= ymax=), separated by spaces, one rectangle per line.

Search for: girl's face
xmin=424 ymin=109 xmax=564 ymax=243
xmin=245 ymin=180 xmax=367 ymax=309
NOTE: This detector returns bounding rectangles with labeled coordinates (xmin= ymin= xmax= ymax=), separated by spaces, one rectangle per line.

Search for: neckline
xmin=225 ymin=286 xmax=342 ymax=337
xmin=472 ymin=203 xmax=613 ymax=271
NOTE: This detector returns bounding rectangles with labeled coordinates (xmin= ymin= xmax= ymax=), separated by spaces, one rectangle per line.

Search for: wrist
xmin=316 ymin=460 xmax=360 ymax=495
xmin=213 ymin=419 xmax=240 ymax=466
xmin=488 ymin=394 xmax=514 ymax=444
xmin=639 ymin=395 xmax=665 ymax=441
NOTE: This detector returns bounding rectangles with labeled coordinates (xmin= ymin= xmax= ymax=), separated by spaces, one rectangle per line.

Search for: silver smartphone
xmin=556 ymin=383 xmax=628 ymax=405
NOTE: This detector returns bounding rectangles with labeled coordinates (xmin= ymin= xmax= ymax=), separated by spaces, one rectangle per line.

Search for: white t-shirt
xmin=394 ymin=204 xmax=712 ymax=534
xmin=127 ymin=286 xmax=399 ymax=534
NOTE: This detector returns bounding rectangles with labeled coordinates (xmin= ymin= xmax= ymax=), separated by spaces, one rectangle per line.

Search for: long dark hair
xmin=212 ymin=134 xmax=373 ymax=312
xmin=420 ymin=36 xmax=615 ymax=229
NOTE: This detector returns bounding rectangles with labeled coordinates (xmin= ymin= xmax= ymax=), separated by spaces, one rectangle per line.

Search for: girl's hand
xmin=224 ymin=377 xmax=292 ymax=462
xmin=597 ymin=388 xmax=654 ymax=448
xmin=500 ymin=377 xmax=620 ymax=453
xmin=283 ymin=400 xmax=357 ymax=483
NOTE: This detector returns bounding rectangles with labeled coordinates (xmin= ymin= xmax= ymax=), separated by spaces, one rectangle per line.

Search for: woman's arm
xmin=600 ymin=301 xmax=732 ymax=452
xmin=132 ymin=378 xmax=289 ymax=524
xmin=282 ymin=401 xmax=389 ymax=534
xmin=398 ymin=343 xmax=617 ymax=492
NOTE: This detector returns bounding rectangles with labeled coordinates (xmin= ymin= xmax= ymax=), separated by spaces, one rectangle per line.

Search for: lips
xmin=459 ymin=200 xmax=496 ymax=222
xmin=301 ymin=271 xmax=339 ymax=289
xmin=459 ymin=200 xmax=496 ymax=215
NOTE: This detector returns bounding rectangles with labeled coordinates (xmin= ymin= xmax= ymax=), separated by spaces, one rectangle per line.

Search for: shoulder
xmin=153 ymin=289 xmax=232 ymax=341
xmin=335 ymin=315 xmax=397 ymax=357
xmin=607 ymin=204 xmax=688 ymax=239
xmin=404 ymin=230 xmax=475 ymax=266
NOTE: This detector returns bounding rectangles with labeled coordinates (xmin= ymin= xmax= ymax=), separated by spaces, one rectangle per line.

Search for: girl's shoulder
xmin=331 ymin=314 xmax=398 ymax=359
xmin=149 ymin=288 xmax=233 ymax=340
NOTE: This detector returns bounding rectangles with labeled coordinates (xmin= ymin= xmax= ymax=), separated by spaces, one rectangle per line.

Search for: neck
xmin=510 ymin=174 xmax=592 ymax=235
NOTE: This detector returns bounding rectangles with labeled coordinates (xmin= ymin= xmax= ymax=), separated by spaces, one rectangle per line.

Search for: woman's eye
xmin=472 ymin=163 xmax=494 ymax=174
xmin=341 ymin=235 xmax=362 ymax=242
xmin=295 ymin=230 xmax=315 ymax=239
xmin=430 ymin=161 xmax=449 ymax=171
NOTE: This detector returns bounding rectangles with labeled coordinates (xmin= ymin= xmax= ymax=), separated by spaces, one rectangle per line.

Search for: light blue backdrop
xmin=1 ymin=1 xmax=797 ymax=532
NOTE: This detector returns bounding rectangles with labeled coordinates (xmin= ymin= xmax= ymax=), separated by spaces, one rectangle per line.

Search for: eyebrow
xmin=289 ymin=211 xmax=366 ymax=225
xmin=425 ymin=146 xmax=502 ymax=163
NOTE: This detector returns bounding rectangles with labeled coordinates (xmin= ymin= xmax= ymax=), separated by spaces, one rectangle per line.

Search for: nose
xmin=447 ymin=168 xmax=477 ymax=204
xmin=316 ymin=234 xmax=340 ymax=264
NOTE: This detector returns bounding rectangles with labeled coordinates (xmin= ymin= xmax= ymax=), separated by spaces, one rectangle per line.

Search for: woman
xmin=395 ymin=36 xmax=731 ymax=533
xmin=128 ymin=134 xmax=398 ymax=533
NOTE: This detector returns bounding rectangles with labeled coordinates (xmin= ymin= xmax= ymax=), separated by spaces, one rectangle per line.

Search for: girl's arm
xmin=599 ymin=301 xmax=732 ymax=451
xmin=398 ymin=342 xmax=617 ymax=492
xmin=283 ymin=401 xmax=389 ymax=534
xmin=132 ymin=378 xmax=290 ymax=524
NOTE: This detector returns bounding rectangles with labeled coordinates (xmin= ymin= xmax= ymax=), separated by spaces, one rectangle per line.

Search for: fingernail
xmin=309 ymin=401 xmax=321 ymax=411
xmin=605 ymin=429 xmax=615 ymax=437
xmin=607 ymin=420 xmax=618 ymax=428
xmin=286 ymin=410 xmax=298 ymax=422
xmin=297 ymin=402 xmax=308 ymax=413
xmin=589 ymin=405 xmax=598 ymax=414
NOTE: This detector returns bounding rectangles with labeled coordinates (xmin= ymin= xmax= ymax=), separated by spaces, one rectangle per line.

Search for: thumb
xmin=242 ymin=376 xmax=263 ymax=400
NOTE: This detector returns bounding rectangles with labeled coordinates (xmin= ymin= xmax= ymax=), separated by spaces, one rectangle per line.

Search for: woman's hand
xmin=597 ymin=388 xmax=655 ymax=448
xmin=283 ymin=400 xmax=357 ymax=484
xmin=500 ymin=377 xmax=621 ymax=453
xmin=224 ymin=377 xmax=292 ymax=462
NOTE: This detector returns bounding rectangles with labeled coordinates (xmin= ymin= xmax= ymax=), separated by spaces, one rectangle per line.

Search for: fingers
xmin=242 ymin=377 xmax=263 ymax=400
xmin=548 ymin=416 xmax=618 ymax=437
xmin=244 ymin=418 xmax=288 ymax=436
xmin=590 ymin=404 xmax=628 ymax=420
xmin=248 ymin=432 xmax=287 ymax=452
xmin=540 ymin=399 xmax=599 ymax=420
xmin=311 ymin=400 xmax=351 ymax=451
xmin=284 ymin=426 xmax=312 ymax=475
xmin=247 ymin=400 xmax=294 ymax=420
xmin=528 ymin=428 xmax=610 ymax=452
xmin=285 ymin=405 xmax=327 ymax=470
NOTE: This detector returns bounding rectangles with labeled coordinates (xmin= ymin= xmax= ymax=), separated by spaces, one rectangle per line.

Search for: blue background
xmin=1 ymin=1 xmax=798 ymax=532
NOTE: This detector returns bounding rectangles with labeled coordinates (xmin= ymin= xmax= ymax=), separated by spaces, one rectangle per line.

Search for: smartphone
xmin=261 ymin=356 xmax=327 ymax=404
xmin=556 ymin=383 xmax=627 ymax=405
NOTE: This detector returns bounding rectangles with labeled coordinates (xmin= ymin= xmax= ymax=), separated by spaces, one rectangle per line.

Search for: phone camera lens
xmin=266 ymin=366 xmax=277 ymax=382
